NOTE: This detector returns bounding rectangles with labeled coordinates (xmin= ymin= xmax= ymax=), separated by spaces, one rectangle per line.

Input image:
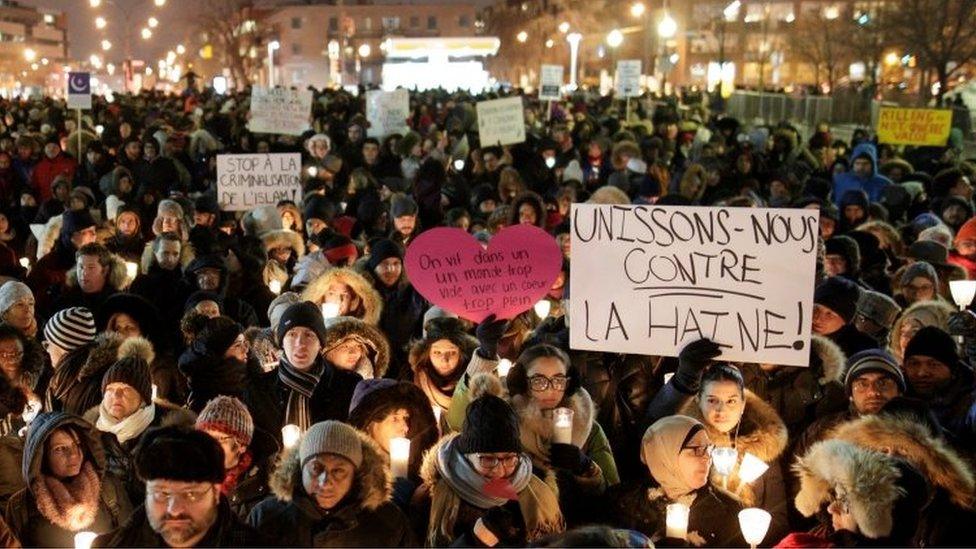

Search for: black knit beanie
xmin=198 ymin=316 xmax=243 ymax=356
xmin=904 ymin=326 xmax=962 ymax=375
xmin=455 ymin=394 xmax=521 ymax=454
xmin=102 ymin=357 xmax=153 ymax=405
xmin=366 ymin=238 xmax=403 ymax=272
xmin=814 ymin=276 xmax=860 ymax=323
xmin=277 ymin=301 xmax=326 ymax=346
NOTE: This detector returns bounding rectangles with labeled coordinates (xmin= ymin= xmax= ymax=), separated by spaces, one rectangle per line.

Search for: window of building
xmin=291 ymin=43 xmax=302 ymax=55
xmin=410 ymin=16 xmax=419 ymax=28
xmin=364 ymin=17 xmax=372 ymax=30
xmin=427 ymin=15 xmax=437 ymax=30
xmin=382 ymin=17 xmax=400 ymax=30
xmin=459 ymin=14 xmax=470 ymax=27
xmin=329 ymin=17 xmax=338 ymax=32
xmin=291 ymin=17 xmax=302 ymax=29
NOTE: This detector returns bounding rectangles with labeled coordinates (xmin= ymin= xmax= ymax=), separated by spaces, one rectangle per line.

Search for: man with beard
xmin=903 ymin=326 xmax=976 ymax=441
xmin=94 ymin=425 xmax=264 ymax=547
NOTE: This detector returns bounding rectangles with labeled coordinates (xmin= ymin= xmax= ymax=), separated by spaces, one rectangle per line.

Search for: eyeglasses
xmin=680 ymin=444 xmax=715 ymax=458
xmin=0 ymin=351 xmax=22 ymax=361
xmin=528 ymin=374 xmax=568 ymax=392
xmin=471 ymin=453 xmax=520 ymax=471
xmin=148 ymin=487 xmax=213 ymax=505
xmin=852 ymin=377 xmax=898 ymax=393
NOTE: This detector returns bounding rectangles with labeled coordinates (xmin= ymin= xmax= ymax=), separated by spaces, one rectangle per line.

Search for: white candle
xmin=432 ymin=406 xmax=442 ymax=425
xmin=151 ymin=384 xmax=158 ymax=401
xmin=533 ymin=300 xmax=551 ymax=320
xmin=74 ymin=531 xmax=97 ymax=549
xmin=321 ymin=302 xmax=341 ymax=319
xmin=18 ymin=257 xmax=28 ymax=268
xmin=281 ymin=424 xmax=302 ymax=449
xmin=738 ymin=508 xmax=772 ymax=549
xmin=665 ymin=503 xmax=689 ymax=540
xmin=711 ymin=447 xmax=738 ymax=476
xmin=496 ymin=358 xmax=513 ymax=377
xmin=552 ymin=407 xmax=574 ymax=444
xmin=268 ymin=279 xmax=282 ymax=295
xmin=125 ymin=261 xmax=138 ymax=280
xmin=390 ymin=437 xmax=410 ymax=478
xmin=738 ymin=452 xmax=770 ymax=485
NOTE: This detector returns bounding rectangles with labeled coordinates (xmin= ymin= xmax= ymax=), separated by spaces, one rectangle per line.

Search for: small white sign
xmin=66 ymin=72 xmax=91 ymax=110
xmin=248 ymin=87 xmax=312 ymax=136
xmin=366 ymin=89 xmax=410 ymax=138
xmin=476 ymin=96 xmax=526 ymax=147
xmin=539 ymin=65 xmax=564 ymax=101
xmin=217 ymin=153 xmax=302 ymax=211
xmin=615 ymin=59 xmax=642 ymax=98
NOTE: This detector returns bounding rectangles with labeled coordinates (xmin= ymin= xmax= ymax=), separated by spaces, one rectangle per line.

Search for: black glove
xmin=948 ymin=311 xmax=976 ymax=338
xmin=673 ymin=338 xmax=722 ymax=394
xmin=476 ymin=314 xmax=507 ymax=359
xmin=480 ymin=500 xmax=526 ymax=545
xmin=549 ymin=442 xmax=593 ymax=475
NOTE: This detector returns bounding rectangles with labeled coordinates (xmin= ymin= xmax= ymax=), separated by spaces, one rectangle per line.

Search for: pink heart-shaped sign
xmin=405 ymin=225 xmax=563 ymax=323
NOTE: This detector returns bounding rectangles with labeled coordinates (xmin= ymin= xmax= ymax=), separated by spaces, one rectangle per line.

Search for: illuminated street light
xmin=95 ymin=16 xmax=106 ymax=29
xmin=101 ymin=39 xmax=112 ymax=51
xmin=23 ymin=48 xmax=36 ymax=62
xmin=154 ymin=0 xmax=166 ymax=6
xmin=89 ymin=0 xmax=101 ymax=7
xmin=884 ymin=51 xmax=900 ymax=66
xmin=141 ymin=28 xmax=152 ymax=39
xmin=148 ymin=16 xmax=159 ymax=28
xmin=558 ymin=21 xmax=570 ymax=33
xmin=724 ymin=0 xmax=741 ymax=22
xmin=606 ymin=29 xmax=624 ymax=48
xmin=41 ymin=58 xmax=48 ymax=65
xmin=30 ymin=63 xmax=38 ymax=71
xmin=89 ymin=54 xmax=102 ymax=68
xmin=658 ymin=11 xmax=677 ymax=38
xmin=358 ymin=43 xmax=371 ymax=57
xmin=516 ymin=31 xmax=528 ymax=43
xmin=545 ymin=38 xmax=554 ymax=48
xmin=176 ymin=44 xmax=185 ymax=55
xmin=823 ymin=6 xmax=840 ymax=19
xmin=631 ymin=2 xmax=645 ymax=17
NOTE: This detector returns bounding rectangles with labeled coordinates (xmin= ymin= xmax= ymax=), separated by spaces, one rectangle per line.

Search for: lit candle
xmin=321 ymin=302 xmax=341 ymax=319
xmin=496 ymin=359 xmax=513 ymax=377
xmin=738 ymin=508 xmax=772 ymax=549
xmin=268 ymin=279 xmax=282 ymax=295
xmin=281 ymin=424 xmax=302 ymax=449
xmin=533 ymin=300 xmax=551 ymax=320
xmin=737 ymin=452 xmax=770 ymax=494
xmin=18 ymin=257 xmax=28 ymax=269
xmin=711 ymin=447 xmax=738 ymax=489
xmin=432 ymin=406 xmax=442 ymax=425
xmin=663 ymin=372 xmax=674 ymax=385
xmin=74 ymin=531 xmax=97 ymax=549
xmin=125 ymin=261 xmax=138 ymax=280
xmin=665 ymin=502 xmax=689 ymax=540
xmin=389 ymin=437 xmax=410 ymax=478
xmin=453 ymin=158 xmax=465 ymax=171
xmin=151 ymin=384 xmax=158 ymax=401
xmin=552 ymin=407 xmax=574 ymax=444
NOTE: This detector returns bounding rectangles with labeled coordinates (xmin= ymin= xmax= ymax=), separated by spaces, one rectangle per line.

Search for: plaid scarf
xmin=278 ymin=357 xmax=323 ymax=431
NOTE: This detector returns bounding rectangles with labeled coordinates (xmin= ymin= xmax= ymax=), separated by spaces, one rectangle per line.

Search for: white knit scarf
xmin=96 ymin=402 xmax=155 ymax=444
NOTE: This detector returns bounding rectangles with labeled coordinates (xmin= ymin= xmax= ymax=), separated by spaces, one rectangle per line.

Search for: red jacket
xmin=31 ymin=153 xmax=76 ymax=202
xmin=949 ymin=250 xmax=976 ymax=280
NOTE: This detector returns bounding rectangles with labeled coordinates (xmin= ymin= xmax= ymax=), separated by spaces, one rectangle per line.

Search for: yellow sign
xmin=877 ymin=107 xmax=952 ymax=147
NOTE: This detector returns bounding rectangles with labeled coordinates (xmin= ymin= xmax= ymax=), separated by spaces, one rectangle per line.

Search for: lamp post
xmin=567 ymin=32 xmax=582 ymax=91
xmin=267 ymin=40 xmax=280 ymax=87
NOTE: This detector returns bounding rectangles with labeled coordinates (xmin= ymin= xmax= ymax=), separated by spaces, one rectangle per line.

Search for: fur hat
xmin=856 ymin=290 xmax=901 ymax=330
xmin=135 ymin=425 xmax=225 ymax=483
xmin=825 ymin=236 xmax=861 ymax=274
xmin=196 ymin=395 xmax=254 ymax=447
xmin=242 ymin=205 xmax=283 ymax=237
xmin=0 ymin=281 xmax=32 ymax=317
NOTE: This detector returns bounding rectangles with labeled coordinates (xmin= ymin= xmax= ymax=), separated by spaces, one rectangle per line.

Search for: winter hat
xmin=348 ymin=378 xmax=398 ymax=418
xmin=365 ymin=238 xmax=403 ymax=272
xmin=390 ymin=193 xmax=418 ymax=219
xmin=422 ymin=307 xmax=460 ymax=338
xmin=847 ymin=231 xmax=885 ymax=270
xmin=319 ymin=233 xmax=358 ymax=265
xmin=0 ymin=281 xmax=32 ymax=317
xmin=825 ymin=236 xmax=861 ymax=273
xmin=322 ymin=155 xmax=343 ymax=175
xmin=955 ymin=217 xmax=976 ymax=247
xmin=194 ymin=195 xmax=220 ymax=215
xmin=196 ymin=395 xmax=254 ymax=447
xmin=908 ymin=240 xmax=950 ymax=266
xmin=197 ymin=316 xmax=243 ymax=356
xmin=267 ymin=292 xmax=302 ymax=332
xmin=183 ymin=290 xmax=224 ymax=313
xmin=101 ymin=357 xmax=153 ymax=405
xmin=856 ymin=290 xmax=901 ymax=330
xmin=455 ymin=394 xmax=521 ymax=454
xmin=814 ymin=277 xmax=860 ymax=323
xmin=299 ymin=420 xmax=363 ymax=468
xmin=844 ymin=349 xmax=906 ymax=394
xmin=43 ymin=307 xmax=97 ymax=352
xmin=276 ymin=301 xmax=326 ymax=346
xmin=900 ymin=261 xmax=938 ymax=288
xmin=241 ymin=205 xmax=282 ymax=237
xmin=59 ymin=209 xmax=96 ymax=248
xmin=912 ymin=212 xmax=943 ymax=232
xmin=302 ymin=195 xmax=337 ymax=224
xmin=135 ymin=425 xmax=225 ymax=483
xmin=904 ymin=326 xmax=963 ymax=373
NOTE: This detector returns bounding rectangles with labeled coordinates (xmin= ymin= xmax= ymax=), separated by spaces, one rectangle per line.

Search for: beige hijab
xmin=641 ymin=415 xmax=706 ymax=505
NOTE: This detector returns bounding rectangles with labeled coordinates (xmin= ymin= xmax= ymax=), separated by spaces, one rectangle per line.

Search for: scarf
xmin=435 ymin=437 xmax=532 ymax=510
xmin=416 ymin=363 xmax=463 ymax=411
xmin=220 ymin=451 xmax=253 ymax=496
xmin=278 ymin=357 xmax=323 ymax=431
xmin=96 ymin=402 xmax=156 ymax=444
xmin=641 ymin=415 xmax=703 ymax=507
xmin=32 ymin=461 xmax=102 ymax=531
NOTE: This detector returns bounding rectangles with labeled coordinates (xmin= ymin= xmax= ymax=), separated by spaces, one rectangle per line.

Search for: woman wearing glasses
xmin=608 ymin=415 xmax=745 ymax=546
xmin=421 ymin=393 xmax=564 ymax=546
xmin=447 ymin=338 xmax=618 ymax=527
xmin=3 ymin=411 xmax=131 ymax=547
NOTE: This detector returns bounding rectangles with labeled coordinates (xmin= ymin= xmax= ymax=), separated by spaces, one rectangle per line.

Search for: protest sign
xmin=539 ymin=65 xmax=564 ymax=101
xmin=877 ymin=107 xmax=952 ymax=147
xmin=569 ymin=204 xmax=819 ymax=366
xmin=476 ymin=96 xmax=526 ymax=146
xmin=67 ymin=72 xmax=91 ymax=110
xmin=366 ymin=89 xmax=410 ymax=138
xmin=615 ymin=60 xmax=642 ymax=98
xmin=405 ymin=225 xmax=563 ymax=323
xmin=217 ymin=153 xmax=302 ymax=211
xmin=248 ymin=86 xmax=312 ymax=136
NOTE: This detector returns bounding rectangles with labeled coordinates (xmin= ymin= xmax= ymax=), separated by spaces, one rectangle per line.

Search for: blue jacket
xmin=832 ymin=143 xmax=891 ymax=205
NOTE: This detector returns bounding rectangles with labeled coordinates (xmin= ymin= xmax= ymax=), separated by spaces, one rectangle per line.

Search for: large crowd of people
xmin=0 ymin=82 xmax=968 ymax=547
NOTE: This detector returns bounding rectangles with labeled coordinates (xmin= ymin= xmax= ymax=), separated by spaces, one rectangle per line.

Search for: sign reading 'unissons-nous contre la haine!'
xmin=569 ymin=204 xmax=819 ymax=367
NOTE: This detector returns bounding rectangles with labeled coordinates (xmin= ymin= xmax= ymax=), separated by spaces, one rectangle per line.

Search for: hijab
xmin=641 ymin=415 xmax=706 ymax=505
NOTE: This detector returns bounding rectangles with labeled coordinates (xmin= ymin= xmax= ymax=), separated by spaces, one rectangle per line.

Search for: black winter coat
xmin=94 ymin=499 xmax=265 ymax=548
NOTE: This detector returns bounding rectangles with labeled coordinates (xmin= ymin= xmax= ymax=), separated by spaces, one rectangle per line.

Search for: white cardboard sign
xmin=248 ymin=87 xmax=312 ymax=136
xmin=569 ymin=204 xmax=818 ymax=366
xmin=539 ymin=65 xmax=564 ymax=101
xmin=476 ymin=96 xmax=526 ymax=147
xmin=366 ymin=89 xmax=410 ymax=138
xmin=217 ymin=153 xmax=302 ymax=211
xmin=615 ymin=59 xmax=642 ymax=98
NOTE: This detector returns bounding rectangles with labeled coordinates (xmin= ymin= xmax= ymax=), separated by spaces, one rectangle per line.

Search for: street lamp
xmin=95 ymin=16 xmax=107 ymax=29
xmin=176 ymin=44 xmax=185 ymax=55
xmin=101 ymin=39 xmax=112 ymax=51
xmin=567 ymin=32 xmax=582 ymax=90
xmin=606 ymin=29 xmax=624 ymax=48
xmin=23 ymin=48 xmax=36 ymax=62
xmin=154 ymin=0 xmax=165 ymax=6
xmin=658 ymin=11 xmax=677 ymax=39
xmin=89 ymin=0 xmax=101 ymax=7
xmin=141 ymin=27 xmax=152 ymax=39
xmin=630 ymin=2 xmax=645 ymax=18
xmin=147 ymin=16 xmax=158 ymax=28
xmin=268 ymin=40 xmax=280 ymax=87
xmin=517 ymin=31 xmax=528 ymax=43
xmin=558 ymin=21 xmax=570 ymax=34
xmin=358 ymin=43 xmax=371 ymax=57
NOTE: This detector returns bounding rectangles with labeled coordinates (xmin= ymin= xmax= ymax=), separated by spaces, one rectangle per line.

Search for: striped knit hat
xmin=196 ymin=395 xmax=254 ymax=447
xmin=43 ymin=307 xmax=97 ymax=352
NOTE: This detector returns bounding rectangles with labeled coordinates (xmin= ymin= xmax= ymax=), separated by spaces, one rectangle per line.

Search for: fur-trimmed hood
xmin=408 ymin=319 xmax=478 ymax=376
xmin=811 ymin=334 xmax=846 ymax=385
xmin=261 ymin=229 xmax=305 ymax=258
xmin=830 ymin=414 xmax=975 ymax=509
xmin=65 ymin=252 xmax=129 ymax=292
xmin=679 ymin=389 xmax=789 ymax=463
xmin=321 ymin=316 xmax=390 ymax=379
xmin=268 ymin=427 xmax=392 ymax=514
xmin=301 ymin=267 xmax=383 ymax=326
xmin=794 ymin=439 xmax=905 ymax=539
xmin=138 ymin=240 xmax=196 ymax=275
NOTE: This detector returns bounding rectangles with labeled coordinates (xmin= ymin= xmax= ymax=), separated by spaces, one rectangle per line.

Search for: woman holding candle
xmin=301 ymin=267 xmax=383 ymax=326
xmin=608 ymin=415 xmax=745 ymax=546
xmin=3 ymin=412 xmax=131 ymax=548
xmin=248 ymin=420 xmax=414 ymax=546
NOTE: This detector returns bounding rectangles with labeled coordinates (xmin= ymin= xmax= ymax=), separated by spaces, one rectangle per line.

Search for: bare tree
xmin=880 ymin=0 xmax=976 ymax=101
xmin=786 ymin=12 xmax=845 ymax=91
xmin=196 ymin=0 xmax=266 ymax=90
